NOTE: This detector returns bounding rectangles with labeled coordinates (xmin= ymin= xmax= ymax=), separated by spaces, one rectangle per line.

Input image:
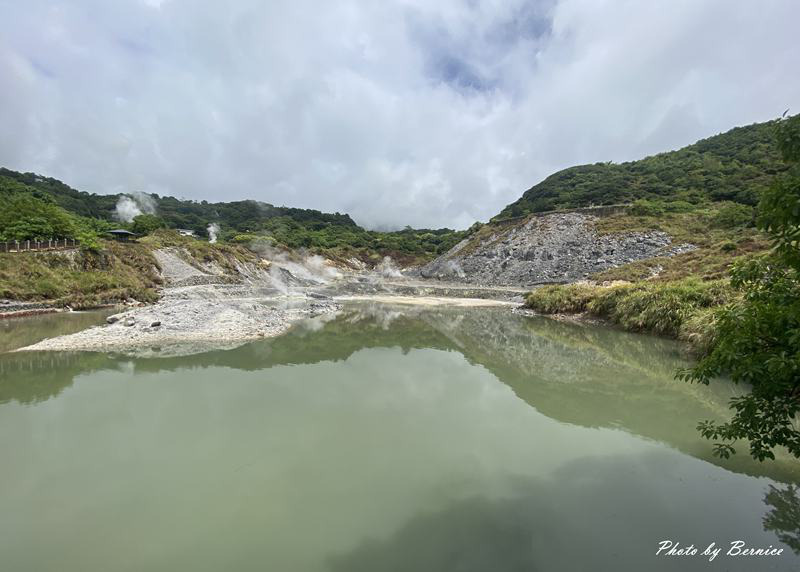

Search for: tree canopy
xmin=495 ymin=119 xmax=790 ymax=220
xmin=680 ymin=113 xmax=800 ymax=461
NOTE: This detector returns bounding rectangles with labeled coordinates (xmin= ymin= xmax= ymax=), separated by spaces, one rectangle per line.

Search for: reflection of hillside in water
xmin=1 ymin=303 xmax=797 ymax=482
xmin=0 ymin=352 xmax=112 ymax=405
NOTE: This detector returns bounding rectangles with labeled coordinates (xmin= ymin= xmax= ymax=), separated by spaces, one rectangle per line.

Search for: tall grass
xmin=525 ymin=278 xmax=734 ymax=348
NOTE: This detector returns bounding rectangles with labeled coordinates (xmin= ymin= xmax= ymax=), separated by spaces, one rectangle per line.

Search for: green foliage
xmin=0 ymin=176 xmax=104 ymax=249
xmin=629 ymin=199 xmax=665 ymax=217
xmin=130 ymin=214 xmax=167 ymax=235
xmin=0 ymin=191 xmax=79 ymax=241
xmin=776 ymin=111 xmax=800 ymax=163
xmin=680 ymin=114 xmax=800 ymax=461
xmin=0 ymin=168 xmax=463 ymax=260
xmin=678 ymin=257 xmax=800 ymax=460
xmin=495 ymin=119 xmax=789 ymax=220
xmin=714 ymin=202 xmax=754 ymax=229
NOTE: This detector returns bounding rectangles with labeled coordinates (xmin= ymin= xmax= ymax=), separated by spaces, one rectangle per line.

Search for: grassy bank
xmin=0 ymin=241 xmax=163 ymax=309
xmin=525 ymin=278 xmax=737 ymax=352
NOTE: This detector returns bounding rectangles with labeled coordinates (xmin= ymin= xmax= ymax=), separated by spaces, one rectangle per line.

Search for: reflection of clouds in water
xmin=341 ymin=302 xmax=447 ymax=330
xmin=329 ymin=451 xmax=800 ymax=572
xmin=295 ymin=311 xmax=340 ymax=333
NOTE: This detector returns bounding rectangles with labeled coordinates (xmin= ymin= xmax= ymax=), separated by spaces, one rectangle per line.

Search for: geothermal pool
xmin=0 ymin=304 xmax=798 ymax=571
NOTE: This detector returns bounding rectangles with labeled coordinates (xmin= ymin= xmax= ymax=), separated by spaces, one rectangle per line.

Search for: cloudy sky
xmin=1 ymin=0 xmax=799 ymax=229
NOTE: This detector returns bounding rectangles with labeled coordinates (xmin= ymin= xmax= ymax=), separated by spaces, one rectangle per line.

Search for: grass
xmin=525 ymin=278 xmax=735 ymax=349
xmin=0 ymin=240 xmax=162 ymax=309
xmin=592 ymin=204 xmax=770 ymax=282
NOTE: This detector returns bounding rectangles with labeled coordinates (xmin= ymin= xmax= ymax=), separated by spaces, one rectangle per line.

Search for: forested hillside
xmin=495 ymin=118 xmax=790 ymax=220
xmin=0 ymin=169 xmax=463 ymax=260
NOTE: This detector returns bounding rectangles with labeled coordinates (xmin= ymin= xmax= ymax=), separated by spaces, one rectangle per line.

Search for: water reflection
xmin=329 ymin=451 xmax=790 ymax=572
xmin=2 ymin=304 xmax=794 ymax=481
xmin=1 ymin=302 xmax=799 ymax=571
xmin=0 ymin=308 xmax=114 ymax=352
xmin=763 ymin=485 xmax=800 ymax=554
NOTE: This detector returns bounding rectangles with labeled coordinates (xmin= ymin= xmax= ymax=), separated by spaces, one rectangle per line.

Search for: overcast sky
xmin=1 ymin=0 xmax=799 ymax=229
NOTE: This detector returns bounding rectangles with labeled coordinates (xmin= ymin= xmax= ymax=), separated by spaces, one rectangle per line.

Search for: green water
xmin=1 ymin=304 xmax=798 ymax=571
xmin=0 ymin=308 xmax=116 ymax=353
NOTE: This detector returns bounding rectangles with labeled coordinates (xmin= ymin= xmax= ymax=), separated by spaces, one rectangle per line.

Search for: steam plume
xmin=207 ymin=223 xmax=220 ymax=243
xmin=114 ymin=191 xmax=157 ymax=223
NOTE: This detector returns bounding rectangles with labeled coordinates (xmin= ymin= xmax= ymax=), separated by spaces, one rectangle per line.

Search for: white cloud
xmin=0 ymin=0 xmax=798 ymax=229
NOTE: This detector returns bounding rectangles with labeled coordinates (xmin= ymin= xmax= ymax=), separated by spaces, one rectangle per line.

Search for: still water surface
xmin=1 ymin=304 xmax=798 ymax=571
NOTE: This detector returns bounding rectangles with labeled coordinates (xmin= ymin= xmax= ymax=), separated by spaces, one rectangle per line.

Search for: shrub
xmin=629 ymin=199 xmax=665 ymax=217
xmin=713 ymin=202 xmax=754 ymax=228
xmin=664 ymin=200 xmax=695 ymax=213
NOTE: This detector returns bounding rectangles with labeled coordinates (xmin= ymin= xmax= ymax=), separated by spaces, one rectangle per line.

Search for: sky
xmin=1 ymin=0 xmax=799 ymax=230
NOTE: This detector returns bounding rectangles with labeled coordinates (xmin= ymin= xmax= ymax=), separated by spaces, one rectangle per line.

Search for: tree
xmin=130 ymin=214 xmax=167 ymax=235
xmin=679 ymin=113 xmax=800 ymax=461
xmin=0 ymin=193 xmax=78 ymax=241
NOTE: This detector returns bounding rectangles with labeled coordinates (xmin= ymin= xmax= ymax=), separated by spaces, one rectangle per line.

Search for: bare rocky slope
xmin=420 ymin=207 xmax=695 ymax=287
xmin=19 ymin=246 xmax=342 ymax=356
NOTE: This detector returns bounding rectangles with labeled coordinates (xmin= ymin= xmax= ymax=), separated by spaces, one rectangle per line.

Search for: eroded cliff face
xmin=420 ymin=210 xmax=694 ymax=287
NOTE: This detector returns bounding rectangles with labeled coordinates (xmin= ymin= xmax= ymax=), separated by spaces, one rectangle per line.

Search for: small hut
xmin=107 ymin=229 xmax=136 ymax=243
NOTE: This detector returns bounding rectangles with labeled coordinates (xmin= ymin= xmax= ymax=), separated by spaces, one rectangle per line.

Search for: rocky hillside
xmin=420 ymin=207 xmax=695 ymax=287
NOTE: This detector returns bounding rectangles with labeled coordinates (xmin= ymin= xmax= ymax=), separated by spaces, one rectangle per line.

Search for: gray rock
xmin=420 ymin=209 xmax=694 ymax=288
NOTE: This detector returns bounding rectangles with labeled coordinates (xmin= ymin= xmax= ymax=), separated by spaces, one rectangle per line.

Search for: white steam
xmin=207 ymin=223 xmax=220 ymax=243
xmin=443 ymin=260 xmax=465 ymax=279
xmin=114 ymin=191 xmax=157 ymax=223
xmin=249 ymin=242 xmax=342 ymax=295
xmin=269 ymin=264 xmax=289 ymax=295
xmin=376 ymin=256 xmax=403 ymax=278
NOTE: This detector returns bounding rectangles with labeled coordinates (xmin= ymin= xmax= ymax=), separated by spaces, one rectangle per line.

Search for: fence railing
xmin=0 ymin=238 xmax=78 ymax=253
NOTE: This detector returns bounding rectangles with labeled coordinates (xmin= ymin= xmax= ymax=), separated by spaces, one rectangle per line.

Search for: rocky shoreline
xmin=18 ymin=290 xmax=341 ymax=356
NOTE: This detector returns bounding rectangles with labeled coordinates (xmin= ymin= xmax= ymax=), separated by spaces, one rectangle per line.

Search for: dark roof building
xmin=106 ymin=229 xmax=136 ymax=242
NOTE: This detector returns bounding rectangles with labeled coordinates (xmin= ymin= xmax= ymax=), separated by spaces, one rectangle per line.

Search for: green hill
xmin=0 ymin=169 xmax=463 ymax=261
xmin=494 ymin=118 xmax=790 ymax=221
